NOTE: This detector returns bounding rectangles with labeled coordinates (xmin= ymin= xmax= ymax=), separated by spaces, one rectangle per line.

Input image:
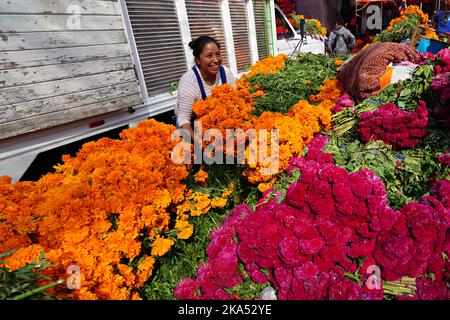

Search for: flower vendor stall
xmin=0 ymin=5 xmax=449 ymax=302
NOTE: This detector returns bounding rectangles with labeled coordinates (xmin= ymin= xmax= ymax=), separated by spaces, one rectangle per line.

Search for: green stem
xmin=11 ymin=279 xmax=64 ymax=300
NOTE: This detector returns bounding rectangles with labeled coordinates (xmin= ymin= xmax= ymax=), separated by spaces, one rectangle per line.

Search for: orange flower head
xmin=175 ymin=219 xmax=194 ymax=240
xmin=150 ymin=236 xmax=174 ymax=257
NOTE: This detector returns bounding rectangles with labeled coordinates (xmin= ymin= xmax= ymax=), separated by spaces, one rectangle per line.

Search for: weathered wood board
xmin=0 ymin=0 xmax=143 ymax=140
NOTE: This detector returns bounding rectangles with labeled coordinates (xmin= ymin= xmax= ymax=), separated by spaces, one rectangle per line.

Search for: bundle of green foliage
xmin=0 ymin=250 xmax=63 ymax=300
xmin=246 ymin=53 xmax=343 ymax=115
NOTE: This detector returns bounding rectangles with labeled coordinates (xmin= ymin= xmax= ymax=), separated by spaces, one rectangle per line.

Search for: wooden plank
xmin=0 ymin=43 xmax=131 ymax=70
xmin=0 ymin=81 xmax=140 ymax=123
xmin=0 ymin=56 xmax=133 ymax=87
xmin=0 ymin=69 xmax=137 ymax=105
xmin=0 ymin=31 xmax=127 ymax=51
xmin=0 ymin=15 xmax=124 ymax=33
xmin=0 ymin=94 xmax=143 ymax=140
xmin=0 ymin=0 xmax=120 ymax=15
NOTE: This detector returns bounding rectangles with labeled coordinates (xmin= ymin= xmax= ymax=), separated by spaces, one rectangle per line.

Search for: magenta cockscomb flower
xmin=358 ymin=102 xmax=428 ymax=150
xmin=333 ymin=94 xmax=355 ymax=114
xmin=175 ymin=135 xmax=450 ymax=300
xmin=174 ymin=278 xmax=200 ymax=300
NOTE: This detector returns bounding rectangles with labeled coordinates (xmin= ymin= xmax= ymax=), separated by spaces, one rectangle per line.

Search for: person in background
xmin=175 ymin=36 xmax=236 ymax=140
xmin=328 ymin=17 xmax=356 ymax=54
xmin=397 ymin=0 xmax=407 ymax=12
xmin=432 ymin=0 xmax=450 ymax=34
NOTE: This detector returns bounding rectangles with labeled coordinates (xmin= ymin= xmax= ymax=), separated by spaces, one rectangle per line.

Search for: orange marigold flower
xmin=131 ymin=292 xmax=142 ymax=300
xmin=2 ymin=244 xmax=45 ymax=271
xmin=175 ymin=219 xmax=194 ymax=240
xmin=117 ymin=264 xmax=136 ymax=287
xmin=211 ymin=197 xmax=227 ymax=209
xmin=335 ymin=59 xmax=344 ymax=67
xmin=135 ymin=256 xmax=155 ymax=286
xmin=190 ymin=191 xmax=212 ymax=217
xmin=194 ymin=167 xmax=209 ymax=186
xmin=221 ymin=181 xmax=235 ymax=198
xmin=257 ymin=180 xmax=275 ymax=193
xmin=423 ymin=28 xmax=439 ymax=40
xmin=387 ymin=6 xmax=428 ymax=31
xmin=252 ymin=90 xmax=265 ymax=97
xmin=150 ymin=236 xmax=174 ymax=257
xmin=238 ymin=54 xmax=288 ymax=82
xmin=0 ymin=118 xmax=191 ymax=300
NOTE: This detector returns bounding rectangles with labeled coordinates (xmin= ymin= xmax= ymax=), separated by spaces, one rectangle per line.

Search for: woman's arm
xmin=177 ymin=72 xmax=199 ymax=141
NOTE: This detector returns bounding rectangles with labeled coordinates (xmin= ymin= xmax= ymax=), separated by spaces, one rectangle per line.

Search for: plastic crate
xmin=416 ymin=38 xmax=448 ymax=54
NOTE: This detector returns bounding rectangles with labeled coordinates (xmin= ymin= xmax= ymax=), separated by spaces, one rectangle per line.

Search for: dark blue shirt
xmin=435 ymin=10 xmax=450 ymax=33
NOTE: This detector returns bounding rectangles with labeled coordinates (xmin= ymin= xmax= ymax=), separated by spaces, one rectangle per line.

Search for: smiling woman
xmin=175 ymin=36 xmax=236 ymax=140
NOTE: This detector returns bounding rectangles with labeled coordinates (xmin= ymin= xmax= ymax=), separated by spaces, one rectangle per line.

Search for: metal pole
xmin=262 ymin=0 xmax=270 ymax=58
xmin=381 ymin=1 xmax=383 ymax=30
xmin=268 ymin=0 xmax=276 ymax=55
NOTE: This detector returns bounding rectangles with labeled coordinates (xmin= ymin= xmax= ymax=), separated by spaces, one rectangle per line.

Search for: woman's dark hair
xmin=336 ymin=17 xmax=345 ymax=26
xmin=188 ymin=36 xmax=220 ymax=61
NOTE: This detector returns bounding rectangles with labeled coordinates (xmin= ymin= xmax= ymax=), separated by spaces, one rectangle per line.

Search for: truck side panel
xmin=0 ymin=0 xmax=143 ymax=140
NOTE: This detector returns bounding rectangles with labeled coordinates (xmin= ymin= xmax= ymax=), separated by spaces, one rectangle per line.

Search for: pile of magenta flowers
xmin=175 ymin=136 xmax=450 ymax=300
xmin=332 ymin=94 xmax=355 ymax=114
xmin=358 ymin=101 xmax=429 ymax=150
xmin=426 ymin=48 xmax=450 ymax=127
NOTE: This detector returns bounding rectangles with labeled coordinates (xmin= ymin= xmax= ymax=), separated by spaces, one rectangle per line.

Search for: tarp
xmin=294 ymin=0 xmax=329 ymax=29
xmin=326 ymin=0 xmax=343 ymax=31
xmin=294 ymin=0 xmax=350 ymax=32
xmin=337 ymin=43 xmax=421 ymax=101
xmin=354 ymin=0 xmax=394 ymax=2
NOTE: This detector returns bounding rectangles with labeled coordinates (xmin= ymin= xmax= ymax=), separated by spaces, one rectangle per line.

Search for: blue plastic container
xmin=416 ymin=38 xmax=448 ymax=54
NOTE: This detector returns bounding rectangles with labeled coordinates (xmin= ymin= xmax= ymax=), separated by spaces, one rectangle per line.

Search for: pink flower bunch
xmin=287 ymin=134 xmax=333 ymax=173
xmin=414 ymin=277 xmax=450 ymax=300
xmin=397 ymin=277 xmax=450 ymax=300
xmin=420 ymin=49 xmax=450 ymax=127
xmin=430 ymin=72 xmax=450 ymax=100
xmin=235 ymin=199 xmax=385 ymax=300
xmin=358 ymin=101 xmax=429 ymax=150
xmin=422 ymin=49 xmax=450 ymax=73
xmin=419 ymin=52 xmax=436 ymax=65
xmin=333 ymin=94 xmax=355 ymax=114
xmin=429 ymin=179 xmax=450 ymax=213
xmin=437 ymin=151 xmax=450 ymax=168
xmin=174 ymin=205 xmax=252 ymax=300
xmin=176 ymin=137 xmax=449 ymax=300
xmin=373 ymin=183 xmax=450 ymax=281
xmin=434 ymin=48 xmax=450 ymax=74
xmin=236 ymin=139 xmax=400 ymax=299
xmin=429 ymin=75 xmax=450 ymax=128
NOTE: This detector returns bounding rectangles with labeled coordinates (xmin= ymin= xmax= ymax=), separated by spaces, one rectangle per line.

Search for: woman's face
xmin=196 ymin=42 xmax=222 ymax=77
